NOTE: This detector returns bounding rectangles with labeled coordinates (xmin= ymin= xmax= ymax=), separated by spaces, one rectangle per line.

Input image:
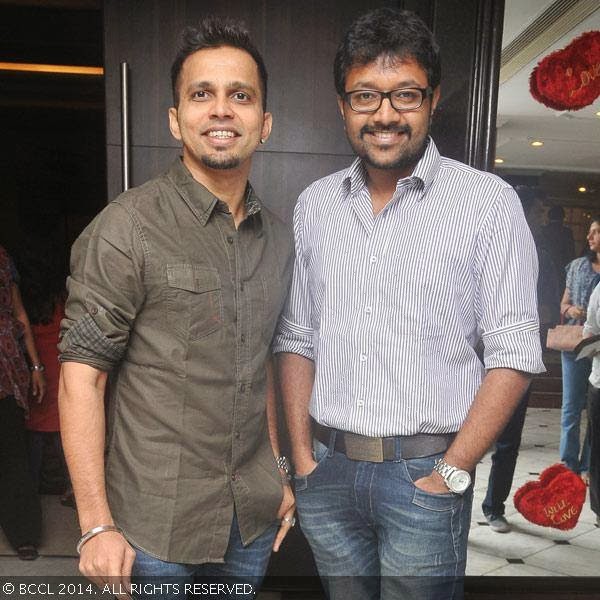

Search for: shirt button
xmin=239 ymin=383 xmax=246 ymax=393
xmin=89 ymin=305 xmax=98 ymax=315
xmin=241 ymin=334 xmax=246 ymax=344
xmin=369 ymin=256 xmax=377 ymax=264
xmin=231 ymin=473 xmax=239 ymax=482
xmin=226 ymin=236 xmax=234 ymax=244
xmin=240 ymin=282 xmax=245 ymax=292
xmin=235 ymin=431 xmax=241 ymax=439
xmin=364 ymin=306 xmax=372 ymax=314
xmin=357 ymin=399 xmax=365 ymax=407
xmin=360 ymin=354 xmax=367 ymax=362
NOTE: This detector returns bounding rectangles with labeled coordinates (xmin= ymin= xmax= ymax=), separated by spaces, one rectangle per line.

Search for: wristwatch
xmin=433 ymin=458 xmax=471 ymax=494
xmin=275 ymin=455 xmax=291 ymax=483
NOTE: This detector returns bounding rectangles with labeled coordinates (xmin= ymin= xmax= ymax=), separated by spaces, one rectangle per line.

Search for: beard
xmin=351 ymin=120 xmax=430 ymax=172
xmin=200 ymin=152 xmax=242 ymax=170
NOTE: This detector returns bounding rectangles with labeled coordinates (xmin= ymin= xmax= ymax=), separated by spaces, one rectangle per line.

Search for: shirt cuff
xmin=482 ymin=323 xmax=546 ymax=374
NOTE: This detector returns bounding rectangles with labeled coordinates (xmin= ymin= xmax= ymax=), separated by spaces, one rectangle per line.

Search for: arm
xmin=59 ymin=362 xmax=136 ymax=591
xmin=265 ymin=357 xmax=295 ymax=552
xmin=560 ymin=286 xmax=586 ymax=321
xmin=278 ymin=353 xmax=315 ymax=477
xmin=416 ymin=368 xmax=530 ymax=493
xmin=11 ymin=283 xmax=46 ymax=401
xmin=418 ymin=187 xmax=541 ymax=493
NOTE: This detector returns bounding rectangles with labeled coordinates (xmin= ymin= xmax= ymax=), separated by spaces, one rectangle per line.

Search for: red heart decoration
xmin=514 ymin=463 xmax=586 ymax=530
xmin=529 ymin=30 xmax=600 ymax=111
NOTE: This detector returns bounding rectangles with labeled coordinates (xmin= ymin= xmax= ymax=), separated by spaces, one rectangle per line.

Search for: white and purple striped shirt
xmin=273 ymin=139 xmax=545 ymax=436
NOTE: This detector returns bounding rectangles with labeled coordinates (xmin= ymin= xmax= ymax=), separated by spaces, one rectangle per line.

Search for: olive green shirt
xmin=59 ymin=158 xmax=293 ymax=563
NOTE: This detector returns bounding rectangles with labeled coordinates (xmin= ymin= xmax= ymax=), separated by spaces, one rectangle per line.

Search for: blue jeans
xmin=560 ymin=351 xmax=591 ymax=473
xmin=295 ymin=438 xmax=472 ymax=600
xmin=131 ymin=513 xmax=276 ymax=600
xmin=482 ymin=391 xmax=529 ymax=517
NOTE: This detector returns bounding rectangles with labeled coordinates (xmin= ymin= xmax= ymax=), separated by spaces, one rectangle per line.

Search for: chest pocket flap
xmin=167 ymin=264 xmax=221 ymax=293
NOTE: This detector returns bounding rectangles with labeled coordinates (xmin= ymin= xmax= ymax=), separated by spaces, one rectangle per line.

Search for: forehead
xmin=179 ymin=45 xmax=260 ymax=86
xmin=345 ymin=55 xmax=429 ymax=89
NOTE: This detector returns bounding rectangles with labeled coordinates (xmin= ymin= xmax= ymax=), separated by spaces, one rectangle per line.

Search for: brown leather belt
xmin=313 ymin=421 xmax=456 ymax=463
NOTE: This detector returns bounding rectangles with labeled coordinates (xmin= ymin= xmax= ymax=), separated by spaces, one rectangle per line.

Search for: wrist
xmin=30 ymin=363 xmax=45 ymax=372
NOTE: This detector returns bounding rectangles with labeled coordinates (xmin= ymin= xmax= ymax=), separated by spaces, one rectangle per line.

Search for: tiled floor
xmin=467 ymin=407 xmax=599 ymax=577
xmin=0 ymin=408 xmax=598 ymax=587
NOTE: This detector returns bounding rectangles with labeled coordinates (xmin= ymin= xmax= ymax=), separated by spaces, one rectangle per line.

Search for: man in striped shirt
xmin=273 ymin=8 xmax=544 ymax=599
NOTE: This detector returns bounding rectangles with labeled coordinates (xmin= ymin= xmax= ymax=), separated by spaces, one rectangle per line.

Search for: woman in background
xmin=18 ymin=240 xmax=71 ymax=505
xmin=0 ymin=244 xmax=44 ymax=560
xmin=559 ymin=217 xmax=600 ymax=481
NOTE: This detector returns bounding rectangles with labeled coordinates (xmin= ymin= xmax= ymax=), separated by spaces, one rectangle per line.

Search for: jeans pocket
xmin=294 ymin=439 xmax=330 ymax=492
xmin=402 ymin=454 xmax=458 ymax=511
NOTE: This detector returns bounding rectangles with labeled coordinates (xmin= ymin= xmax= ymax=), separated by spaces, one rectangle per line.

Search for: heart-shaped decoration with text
xmin=514 ymin=463 xmax=586 ymax=530
xmin=529 ymin=30 xmax=600 ymax=111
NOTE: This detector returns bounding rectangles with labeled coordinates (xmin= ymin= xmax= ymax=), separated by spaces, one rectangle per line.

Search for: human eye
xmin=393 ymin=89 xmax=420 ymax=102
xmin=231 ymin=91 xmax=251 ymax=102
xmin=191 ymin=90 xmax=210 ymax=101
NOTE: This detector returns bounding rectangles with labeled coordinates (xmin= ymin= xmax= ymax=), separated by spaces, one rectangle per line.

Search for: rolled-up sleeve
xmin=59 ymin=201 xmax=145 ymax=372
xmin=272 ymin=197 xmax=315 ymax=360
xmin=474 ymin=187 xmax=545 ymax=374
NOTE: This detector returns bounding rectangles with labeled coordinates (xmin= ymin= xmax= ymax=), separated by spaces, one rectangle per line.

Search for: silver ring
xmin=282 ymin=516 xmax=296 ymax=527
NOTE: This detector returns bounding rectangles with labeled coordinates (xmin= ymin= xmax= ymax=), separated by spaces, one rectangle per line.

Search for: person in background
xmin=275 ymin=9 xmax=543 ymax=599
xmin=542 ymin=204 xmax=575 ymax=293
xmin=582 ymin=218 xmax=600 ymax=527
xmin=17 ymin=239 xmax=71 ymax=505
xmin=0 ymin=244 xmax=45 ymax=560
xmin=559 ymin=216 xmax=600 ymax=482
xmin=481 ymin=187 xmax=559 ymax=533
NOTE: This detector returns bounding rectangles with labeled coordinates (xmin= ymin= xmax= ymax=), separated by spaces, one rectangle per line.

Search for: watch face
xmin=449 ymin=470 xmax=471 ymax=493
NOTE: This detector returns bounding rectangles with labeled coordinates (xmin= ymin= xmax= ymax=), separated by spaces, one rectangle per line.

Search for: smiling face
xmin=168 ymin=46 xmax=271 ymax=176
xmin=338 ymin=55 xmax=439 ymax=179
xmin=588 ymin=221 xmax=600 ymax=254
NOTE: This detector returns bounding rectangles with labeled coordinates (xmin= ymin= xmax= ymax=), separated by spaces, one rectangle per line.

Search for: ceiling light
xmin=0 ymin=62 xmax=103 ymax=76
xmin=494 ymin=158 xmax=504 ymax=164
xmin=530 ymin=140 xmax=544 ymax=147
xmin=578 ymin=187 xmax=587 ymax=193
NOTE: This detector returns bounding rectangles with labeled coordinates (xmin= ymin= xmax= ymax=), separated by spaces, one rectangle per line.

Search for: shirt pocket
xmin=166 ymin=264 xmax=223 ymax=341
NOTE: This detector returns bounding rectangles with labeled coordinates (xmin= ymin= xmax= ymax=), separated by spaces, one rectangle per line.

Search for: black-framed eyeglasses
xmin=343 ymin=87 xmax=432 ymax=113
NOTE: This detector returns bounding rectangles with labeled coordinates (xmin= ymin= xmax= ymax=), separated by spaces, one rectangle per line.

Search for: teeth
xmin=208 ymin=130 xmax=235 ymax=138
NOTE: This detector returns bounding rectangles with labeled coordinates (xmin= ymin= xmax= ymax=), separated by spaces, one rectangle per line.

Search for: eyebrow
xmin=349 ymin=79 xmax=424 ymax=89
xmin=187 ymin=80 xmax=258 ymax=94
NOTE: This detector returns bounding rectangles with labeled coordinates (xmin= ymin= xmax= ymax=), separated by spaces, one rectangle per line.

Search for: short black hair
xmin=333 ymin=8 xmax=441 ymax=97
xmin=548 ymin=205 xmax=565 ymax=222
xmin=171 ymin=16 xmax=268 ymax=110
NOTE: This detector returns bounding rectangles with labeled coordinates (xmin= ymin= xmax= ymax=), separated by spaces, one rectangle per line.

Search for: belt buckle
xmin=344 ymin=432 xmax=384 ymax=463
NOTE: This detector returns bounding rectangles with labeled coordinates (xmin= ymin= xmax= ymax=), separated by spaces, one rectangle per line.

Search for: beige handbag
xmin=546 ymin=324 xmax=584 ymax=352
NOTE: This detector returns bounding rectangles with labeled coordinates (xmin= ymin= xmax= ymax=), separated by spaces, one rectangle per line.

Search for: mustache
xmin=360 ymin=124 xmax=412 ymax=137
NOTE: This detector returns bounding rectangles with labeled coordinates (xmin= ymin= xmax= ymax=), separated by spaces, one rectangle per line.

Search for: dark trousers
xmin=588 ymin=385 xmax=600 ymax=517
xmin=482 ymin=390 xmax=529 ymax=517
xmin=0 ymin=396 xmax=42 ymax=549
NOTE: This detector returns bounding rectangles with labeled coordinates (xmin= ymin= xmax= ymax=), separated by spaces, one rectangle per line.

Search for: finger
xmin=120 ymin=546 xmax=136 ymax=598
xmin=272 ymin=523 xmax=290 ymax=552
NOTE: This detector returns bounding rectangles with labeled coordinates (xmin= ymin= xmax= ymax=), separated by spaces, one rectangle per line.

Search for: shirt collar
xmin=341 ymin=137 xmax=442 ymax=201
xmin=167 ymin=157 xmax=264 ymax=228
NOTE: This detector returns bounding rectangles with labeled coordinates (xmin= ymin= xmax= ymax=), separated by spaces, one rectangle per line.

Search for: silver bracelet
xmin=76 ymin=525 xmax=123 ymax=555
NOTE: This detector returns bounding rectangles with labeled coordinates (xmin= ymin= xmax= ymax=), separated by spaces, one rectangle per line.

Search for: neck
xmin=183 ymin=155 xmax=250 ymax=226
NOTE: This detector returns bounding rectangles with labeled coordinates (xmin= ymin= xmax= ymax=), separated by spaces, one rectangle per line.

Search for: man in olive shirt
xmin=58 ymin=18 xmax=294 ymax=597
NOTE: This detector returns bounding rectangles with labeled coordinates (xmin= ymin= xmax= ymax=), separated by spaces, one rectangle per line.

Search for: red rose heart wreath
xmin=529 ymin=30 xmax=600 ymax=111
xmin=514 ymin=463 xmax=586 ymax=530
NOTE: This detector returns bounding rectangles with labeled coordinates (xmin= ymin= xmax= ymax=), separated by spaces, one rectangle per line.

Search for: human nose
xmin=373 ymin=95 xmax=401 ymax=123
xmin=210 ymin=94 xmax=234 ymax=119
